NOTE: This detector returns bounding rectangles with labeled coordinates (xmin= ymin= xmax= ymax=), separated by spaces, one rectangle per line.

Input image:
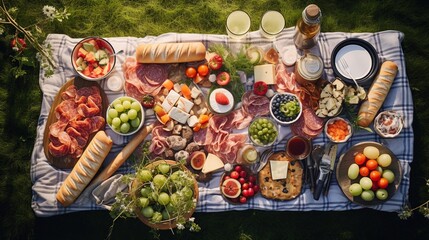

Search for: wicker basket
xmin=131 ymin=160 xmax=198 ymax=230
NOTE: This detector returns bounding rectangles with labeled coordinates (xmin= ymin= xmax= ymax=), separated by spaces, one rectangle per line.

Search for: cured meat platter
xmin=43 ymin=77 xmax=108 ymax=169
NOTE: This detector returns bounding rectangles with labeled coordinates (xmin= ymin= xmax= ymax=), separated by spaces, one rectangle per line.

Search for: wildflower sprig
xmin=398 ymin=179 xmax=429 ymax=220
xmin=0 ymin=0 xmax=70 ymax=78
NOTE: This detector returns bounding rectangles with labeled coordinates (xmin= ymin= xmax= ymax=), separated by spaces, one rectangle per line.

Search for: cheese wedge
xmin=254 ymin=64 xmax=275 ymax=85
xmin=269 ymin=160 xmax=289 ymax=180
xmin=202 ymin=153 xmax=224 ymax=174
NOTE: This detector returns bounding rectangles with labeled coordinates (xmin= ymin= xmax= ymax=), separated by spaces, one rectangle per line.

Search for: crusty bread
xmin=358 ymin=61 xmax=398 ymax=127
xmin=135 ymin=42 xmax=206 ymax=63
xmin=56 ymin=131 xmax=112 ymax=207
xmin=258 ymin=152 xmax=303 ymax=200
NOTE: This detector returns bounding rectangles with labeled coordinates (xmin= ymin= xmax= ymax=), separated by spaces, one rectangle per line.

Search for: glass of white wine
xmin=259 ymin=11 xmax=285 ymax=39
xmin=226 ymin=10 xmax=251 ymax=39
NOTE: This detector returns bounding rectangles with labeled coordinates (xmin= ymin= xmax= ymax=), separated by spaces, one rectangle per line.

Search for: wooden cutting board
xmin=43 ymin=77 xmax=108 ymax=169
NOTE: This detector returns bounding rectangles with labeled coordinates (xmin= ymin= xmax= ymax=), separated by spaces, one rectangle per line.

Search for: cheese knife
xmin=313 ymin=143 xmax=332 ymax=200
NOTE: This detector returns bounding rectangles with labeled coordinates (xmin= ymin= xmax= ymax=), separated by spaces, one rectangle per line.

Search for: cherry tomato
xmin=247 ymin=187 xmax=255 ymax=197
xmin=378 ymin=178 xmax=389 ymax=189
xmin=371 ymin=181 xmax=379 ymax=191
xmin=366 ymin=159 xmax=378 ymax=171
xmin=10 ymin=37 xmax=27 ymax=51
xmin=253 ymin=81 xmax=268 ymax=96
xmin=369 ymin=170 xmax=381 ymax=182
xmin=248 ymin=175 xmax=256 ymax=184
xmin=242 ymin=183 xmax=249 ymax=190
xmin=242 ymin=189 xmax=249 ymax=197
xmin=224 ymin=175 xmax=230 ymax=180
xmin=239 ymin=170 xmax=247 ymax=178
xmin=239 ymin=177 xmax=246 ymax=184
xmin=248 ymin=182 xmax=254 ymax=189
xmin=253 ymin=185 xmax=260 ymax=193
xmin=197 ymin=64 xmax=209 ymax=77
xmin=359 ymin=166 xmax=370 ymax=177
xmin=141 ymin=94 xmax=155 ymax=109
xmin=239 ymin=196 xmax=247 ymax=203
xmin=185 ymin=67 xmax=197 ymax=78
xmin=354 ymin=153 xmax=367 ymax=165
xmin=230 ymin=171 xmax=239 ymax=179
xmin=234 ymin=165 xmax=243 ymax=172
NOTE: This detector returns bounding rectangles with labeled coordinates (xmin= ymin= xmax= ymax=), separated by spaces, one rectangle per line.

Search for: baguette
xmin=136 ymin=42 xmax=206 ymax=63
xmin=357 ymin=61 xmax=398 ymax=127
xmin=56 ymin=131 xmax=112 ymax=207
xmin=83 ymin=124 xmax=154 ymax=195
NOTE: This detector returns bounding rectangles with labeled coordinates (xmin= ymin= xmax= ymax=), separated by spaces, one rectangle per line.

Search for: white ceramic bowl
xmin=106 ymin=96 xmax=144 ymax=136
xmin=325 ymin=117 xmax=353 ymax=143
xmin=269 ymin=93 xmax=302 ymax=125
xmin=71 ymin=37 xmax=116 ymax=81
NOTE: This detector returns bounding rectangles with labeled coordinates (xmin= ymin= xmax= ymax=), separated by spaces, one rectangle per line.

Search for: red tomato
xmin=197 ymin=64 xmax=209 ymax=77
xmin=239 ymin=170 xmax=247 ymax=178
xmin=248 ymin=182 xmax=254 ymax=189
xmin=369 ymin=170 xmax=381 ymax=182
xmin=366 ymin=159 xmax=378 ymax=171
xmin=242 ymin=189 xmax=249 ymax=197
xmin=359 ymin=166 xmax=370 ymax=177
xmin=378 ymin=178 xmax=389 ymax=189
xmin=224 ymin=176 xmax=230 ymax=180
xmin=185 ymin=67 xmax=197 ymax=78
xmin=234 ymin=165 xmax=243 ymax=172
xmin=230 ymin=171 xmax=239 ymax=179
xmin=354 ymin=153 xmax=367 ymax=165
xmin=253 ymin=81 xmax=268 ymax=96
xmin=248 ymin=175 xmax=256 ymax=184
xmin=239 ymin=196 xmax=247 ymax=203
xmin=371 ymin=181 xmax=379 ymax=191
xmin=242 ymin=183 xmax=249 ymax=190
xmin=247 ymin=187 xmax=255 ymax=197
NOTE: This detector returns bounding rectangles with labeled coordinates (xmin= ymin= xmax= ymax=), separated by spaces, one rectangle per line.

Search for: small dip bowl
xmin=374 ymin=110 xmax=404 ymax=138
xmin=325 ymin=117 xmax=353 ymax=143
xmin=269 ymin=93 xmax=302 ymax=125
xmin=248 ymin=117 xmax=279 ymax=147
xmin=106 ymin=96 xmax=144 ymax=136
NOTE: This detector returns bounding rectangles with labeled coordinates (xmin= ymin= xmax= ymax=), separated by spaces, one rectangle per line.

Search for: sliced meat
xmin=49 ymin=121 xmax=68 ymax=138
xmin=303 ymin=108 xmax=324 ymax=131
xmin=241 ymin=91 xmax=270 ymax=117
xmin=61 ymin=85 xmax=77 ymax=100
xmin=66 ymin=127 xmax=88 ymax=148
xmin=136 ymin=64 xmax=169 ymax=86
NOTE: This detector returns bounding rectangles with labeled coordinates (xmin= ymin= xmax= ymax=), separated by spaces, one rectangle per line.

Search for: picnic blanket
xmin=31 ymin=28 xmax=413 ymax=217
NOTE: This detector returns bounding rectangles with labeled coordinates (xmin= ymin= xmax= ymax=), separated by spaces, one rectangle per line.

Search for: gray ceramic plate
xmin=336 ymin=141 xmax=402 ymax=206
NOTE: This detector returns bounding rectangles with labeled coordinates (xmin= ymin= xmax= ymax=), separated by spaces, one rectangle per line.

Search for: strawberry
xmin=215 ymin=92 xmax=230 ymax=105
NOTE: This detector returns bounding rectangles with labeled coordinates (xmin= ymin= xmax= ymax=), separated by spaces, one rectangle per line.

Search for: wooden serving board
xmin=43 ymin=77 xmax=109 ymax=169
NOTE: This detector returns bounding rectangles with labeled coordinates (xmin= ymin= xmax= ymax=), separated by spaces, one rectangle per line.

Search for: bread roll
xmin=56 ymin=131 xmax=112 ymax=207
xmin=357 ymin=61 xmax=398 ymax=127
xmin=136 ymin=42 xmax=206 ymax=63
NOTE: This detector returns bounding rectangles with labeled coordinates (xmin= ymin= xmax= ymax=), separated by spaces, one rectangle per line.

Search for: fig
xmin=221 ymin=178 xmax=241 ymax=199
xmin=189 ymin=151 xmax=206 ymax=170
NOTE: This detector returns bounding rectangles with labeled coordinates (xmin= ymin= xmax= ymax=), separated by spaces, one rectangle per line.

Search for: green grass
xmin=1 ymin=0 xmax=429 ymax=239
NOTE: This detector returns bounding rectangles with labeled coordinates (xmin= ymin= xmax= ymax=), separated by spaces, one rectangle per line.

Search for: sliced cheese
xmin=269 ymin=160 xmax=289 ymax=180
xmin=162 ymin=90 xmax=181 ymax=112
xmin=168 ymin=107 xmax=190 ymax=124
xmin=202 ymin=153 xmax=224 ymax=174
xmin=254 ymin=64 xmax=275 ymax=85
xmin=186 ymin=115 xmax=199 ymax=127
xmin=190 ymin=86 xmax=202 ymax=99
xmin=176 ymin=97 xmax=194 ymax=113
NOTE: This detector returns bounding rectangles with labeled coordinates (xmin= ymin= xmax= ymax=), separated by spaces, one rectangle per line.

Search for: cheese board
xmin=43 ymin=77 xmax=108 ymax=169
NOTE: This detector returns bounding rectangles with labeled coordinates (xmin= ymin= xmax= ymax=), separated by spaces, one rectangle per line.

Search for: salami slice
xmin=136 ymin=64 xmax=169 ymax=86
xmin=303 ymin=108 xmax=324 ymax=131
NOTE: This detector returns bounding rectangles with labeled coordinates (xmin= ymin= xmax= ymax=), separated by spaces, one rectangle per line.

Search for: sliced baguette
xmin=56 ymin=130 xmax=112 ymax=207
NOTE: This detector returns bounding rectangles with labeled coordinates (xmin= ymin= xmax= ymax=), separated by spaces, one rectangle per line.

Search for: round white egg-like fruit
xmin=224 ymin=163 xmax=233 ymax=172
xmin=363 ymin=146 xmax=380 ymax=160
xmin=382 ymin=169 xmax=395 ymax=183
xmin=349 ymin=183 xmax=363 ymax=197
xmin=377 ymin=153 xmax=392 ymax=167
xmin=359 ymin=177 xmax=373 ymax=190
xmin=361 ymin=190 xmax=375 ymax=201
xmin=347 ymin=163 xmax=360 ymax=180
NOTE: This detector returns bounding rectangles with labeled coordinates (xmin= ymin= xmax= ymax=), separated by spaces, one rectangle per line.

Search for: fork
xmin=339 ymin=58 xmax=361 ymax=90
xmin=251 ymin=148 xmax=273 ymax=173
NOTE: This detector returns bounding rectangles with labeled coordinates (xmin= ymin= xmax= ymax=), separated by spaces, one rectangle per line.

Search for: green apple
xmin=158 ymin=192 xmax=170 ymax=205
xmin=349 ymin=183 xmax=363 ymax=197
xmin=377 ymin=153 xmax=392 ymax=167
xmin=361 ymin=190 xmax=375 ymax=201
xmin=153 ymin=174 xmax=167 ymax=189
xmin=359 ymin=177 xmax=373 ymax=190
xmin=138 ymin=197 xmax=150 ymax=208
xmin=376 ymin=189 xmax=389 ymax=200
xmin=137 ymin=169 xmax=153 ymax=182
xmin=140 ymin=186 xmax=152 ymax=198
xmin=157 ymin=163 xmax=171 ymax=174
xmin=141 ymin=206 xmax=154 ymax=218
xmin=348 ymin=163 xmax=360 ymax=180
xmin=382 ymin=169 xmax=395 ymax=183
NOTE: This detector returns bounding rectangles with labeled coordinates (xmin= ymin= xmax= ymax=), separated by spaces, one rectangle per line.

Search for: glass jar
xmin=294 ymin=53 xmax=323 ymax=87
xmin=236 ymin=144 xmax=260 ymax=165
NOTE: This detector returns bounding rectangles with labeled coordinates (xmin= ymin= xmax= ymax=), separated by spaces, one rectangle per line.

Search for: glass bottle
xmin=293 ymin=4 xmax=322 ymax=50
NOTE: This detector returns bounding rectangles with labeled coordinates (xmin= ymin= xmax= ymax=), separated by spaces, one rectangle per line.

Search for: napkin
xmin=91 ymin=174 xmax=128 ymax=210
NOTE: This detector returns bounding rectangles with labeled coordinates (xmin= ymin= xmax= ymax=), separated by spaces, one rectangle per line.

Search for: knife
xmin=313 ymin=143 xmax=332 ymax=200
xmin=323 ymin=144 xmax=338 ymax=196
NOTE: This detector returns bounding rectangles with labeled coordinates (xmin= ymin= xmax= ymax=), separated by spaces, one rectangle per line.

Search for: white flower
xmin=188 ymin=217 xmax=195 ymax=222
xmin=42 ymin=6 xmax=56 ymax=20
xmin=189 ymin=226 xmax=195 ymax=232
xmin=177 ymin=223 xmax=185 ymax=230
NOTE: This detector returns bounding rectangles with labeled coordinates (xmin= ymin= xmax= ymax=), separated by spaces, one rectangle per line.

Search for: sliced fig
xmin=189 ymin=151 xmax=206 ymax=170
xmin=221 ymin=178 xmax=241 ymax=199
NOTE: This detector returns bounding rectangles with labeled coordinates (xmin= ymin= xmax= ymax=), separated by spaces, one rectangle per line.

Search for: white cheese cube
xmin=161 ymin=90 xmax=181 ymax=113
xmin=176 ymin=97 xmax=194 ymax=113
xmin=168 ymin=107 xmax=190 ymax=124
xmin=332 ymin=79 xmax=344 ymax=90
xmin=254 ymin=64 xmax=275 ymax=85
xmin=326 ymin=98 xmax=336 ymax=111
xmin=269 ymin=160 xmax=289 ymax=180
xmin=190 ymin=86 xmax=202 ymax=99
xmin=187 ymin=115 xmax=199 ymax=127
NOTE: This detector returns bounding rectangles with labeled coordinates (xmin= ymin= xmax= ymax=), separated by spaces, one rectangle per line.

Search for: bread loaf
xmin=56 ymin=131 xmax=112 ymax=207
xmin=357 ymin=61 xmax=398 ymax=127
xmin=136 ymin=42 xmax=206 ymax=63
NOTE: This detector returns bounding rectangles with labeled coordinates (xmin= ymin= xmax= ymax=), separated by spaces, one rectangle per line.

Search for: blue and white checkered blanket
xmin=31 ymin=28 xmax=413 ymax=216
